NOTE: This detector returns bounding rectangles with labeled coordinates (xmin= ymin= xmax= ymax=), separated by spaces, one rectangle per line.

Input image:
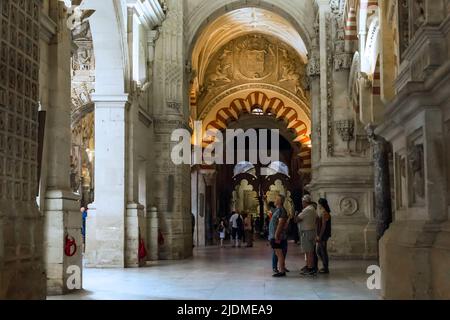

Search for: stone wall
xmin=377 ymin=0 xmax=450 ymax=299
xmin=151 ymin=0 xmax=193 ymax=260
xmin=309 ymin=1 xmax=377 ymax=259
xmin=0 ymin=0 xmax=46 ymax=299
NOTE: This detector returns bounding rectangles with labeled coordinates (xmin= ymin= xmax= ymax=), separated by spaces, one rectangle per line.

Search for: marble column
xmin=85 ymin=94 xmax=128 ymax=268
xmin=202 ymin=170 xmax=217 ymax=246
xmin=367 ymin=125 xmax=392 ymax=242
xmin=147 ymin=206 xmax=159 ymax=261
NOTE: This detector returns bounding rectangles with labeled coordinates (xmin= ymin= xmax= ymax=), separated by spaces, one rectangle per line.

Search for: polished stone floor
xmin=48 ymin=241 xmax=381 ymax=300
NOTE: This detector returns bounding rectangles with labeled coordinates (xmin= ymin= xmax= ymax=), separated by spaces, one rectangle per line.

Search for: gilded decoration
xmin=198 ymin=34 xmax=308 ymax=115
xmin=70 ymin=21 xmax=95 ymax=206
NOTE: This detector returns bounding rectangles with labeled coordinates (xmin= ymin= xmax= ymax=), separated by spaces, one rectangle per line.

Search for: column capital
xmin=147 ymin=29 xmax=160 ymax=44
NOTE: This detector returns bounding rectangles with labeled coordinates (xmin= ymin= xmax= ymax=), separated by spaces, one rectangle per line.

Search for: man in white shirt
xmin=296 ymin=195 xmax=318 ymax=275
xmin=229 ymin=211 xmax=243 ymax=248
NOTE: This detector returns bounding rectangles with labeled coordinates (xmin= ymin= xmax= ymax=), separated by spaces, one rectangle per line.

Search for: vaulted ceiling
xmin=191 ymin=7 xmax=309 ymax=87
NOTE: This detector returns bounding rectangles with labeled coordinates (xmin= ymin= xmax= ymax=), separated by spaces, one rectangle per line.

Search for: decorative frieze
xmin=335 ymin=120 xmax=355 ymax=142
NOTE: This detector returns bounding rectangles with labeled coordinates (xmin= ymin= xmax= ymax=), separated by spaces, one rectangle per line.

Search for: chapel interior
xmin=0 ymin=0 xmax=449 ymax=300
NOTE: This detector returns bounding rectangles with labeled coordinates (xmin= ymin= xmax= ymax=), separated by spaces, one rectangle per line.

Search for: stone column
xmin=41 ymin=2 xmax=82 ymax=295
xmin=151 ymin=0 xmax=192 ymax=259
xmin=125 ymin=203 xmax=145 ymax=267
xmin=153 ymin=118 xmax=192 ymax=258
xmin=367 ymin=125 xmax=392 ymax=243
xmin=202 ymin=170 xmax=216 ymax=246
xmin=147 ymin=206 xmax=159 ymax=261
xmin=85 ymin=94 xmax=128 ymax=268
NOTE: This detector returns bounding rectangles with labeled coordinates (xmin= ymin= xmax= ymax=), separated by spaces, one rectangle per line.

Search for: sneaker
xmin=300 ymin=266 xmax=308 ymax=272
xmin=272 ymin=272 xmax=286 ymax=278
xmin=273 ymin=269 xmax=279 ymax=273
xmin=319 ymin=268 xmax=330 ymax=274
xmin=301 ymin=268 xmax=316 ymax=276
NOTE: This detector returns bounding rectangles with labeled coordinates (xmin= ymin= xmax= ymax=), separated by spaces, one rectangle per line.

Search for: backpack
xmin=236 ymin=215 xmax=243 ymax=230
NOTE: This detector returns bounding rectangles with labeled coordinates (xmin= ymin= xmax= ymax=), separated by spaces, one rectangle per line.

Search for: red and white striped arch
xmin=202 ymin=90 xmax=311 ymax=146
xmin=200 ymin=90 xmax=312 ymax=171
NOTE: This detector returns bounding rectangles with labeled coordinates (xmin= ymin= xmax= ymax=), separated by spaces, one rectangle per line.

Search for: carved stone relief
xmin=398 ymin=0 xmax=410 ymax=58
xmin=395 ymin=152 xmax=408 ymax=209
xmin=340 ymin=197 xmax=359 ymax=216
xmin=335 ymin=120 xmax=355 ymax=142
xmin=408 ymin=141 xmax=425 ymax=206
xmin=199 ymin=34 xmax=307 ymax=112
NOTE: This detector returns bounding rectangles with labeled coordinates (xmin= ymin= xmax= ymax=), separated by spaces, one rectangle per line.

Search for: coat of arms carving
xmin=236 ymin=35 xmax=275 ymax=80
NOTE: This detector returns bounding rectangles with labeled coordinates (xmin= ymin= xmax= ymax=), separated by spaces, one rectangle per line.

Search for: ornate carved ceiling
xmin=197 ymin=33 xmax=308 ymax=117
xmin=191 ymin=7 xmax=308 ymax=90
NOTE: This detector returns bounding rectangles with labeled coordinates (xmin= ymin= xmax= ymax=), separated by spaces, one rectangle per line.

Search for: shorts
xmin=219 ymin=232 xmax=225 ymax=239
xmin=270 ymin=239 xmax=283 ymax=249
xmin=301 ymin=230 xmax=316 ymax=253
xmin=232 ymin=228 xmax=241 ymax=240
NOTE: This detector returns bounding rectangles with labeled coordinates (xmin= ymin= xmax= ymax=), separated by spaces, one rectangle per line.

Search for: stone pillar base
xmin=44 ymin=190 xmax=82 ymax=296
xmin=147 ymin=207 xmax=159 ymax=261
xmin=328 ymin=218 xmax=375 ymax=259
xmin=84 ymin=202 xmax=125 ymax=268
xmin=380 ymin=221 xmax=450 ymax=299
xmin=125 ymin=203 xmax=146 ymax=267
xmin=364 ymin=221 xmax=378 ymax=259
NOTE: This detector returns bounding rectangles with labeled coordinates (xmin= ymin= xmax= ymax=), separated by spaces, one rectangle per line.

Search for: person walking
xmin=269 ymin=194 xmax=289 ymax=277
xmin=296 ymin=195 xmax=318 ymax=276
xmin=218 ymin=220 xmax=226 ymax=248
xmin=80 ymin=207 xmax=88 ymax=252
xmin=317 ymin=198 xmax=332 ymax=274
xmin=230 ymin=211 xmax=244 ymax=248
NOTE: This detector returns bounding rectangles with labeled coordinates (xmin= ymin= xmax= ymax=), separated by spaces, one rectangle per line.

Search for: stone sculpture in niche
xmin=413 ymin=0 xmax=426 ymax=31
xmin=408 ymin=143 xmax=425 ymax=203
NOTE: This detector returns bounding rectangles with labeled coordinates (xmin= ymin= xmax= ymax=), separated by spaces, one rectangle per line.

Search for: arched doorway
xmin=189 ymin=6 xmax=313 ymax=247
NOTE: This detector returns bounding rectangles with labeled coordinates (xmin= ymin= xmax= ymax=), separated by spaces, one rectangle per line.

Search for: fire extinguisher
xmin=158 ymin=229 xmax=165 ymax=246
xmin=64 ymin=234 xmax=77 ymax=257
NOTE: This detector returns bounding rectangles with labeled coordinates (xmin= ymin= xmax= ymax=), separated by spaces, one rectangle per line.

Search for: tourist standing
xmin=296 ymin=195 xmax=318 ymax=275
xmin=269 ymin=195 xmax=289 ymax=277
xmin=317 ymin=198 xmax=332 ymax=274
xmin=230 ymin=211 xmax=244 ymax=248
